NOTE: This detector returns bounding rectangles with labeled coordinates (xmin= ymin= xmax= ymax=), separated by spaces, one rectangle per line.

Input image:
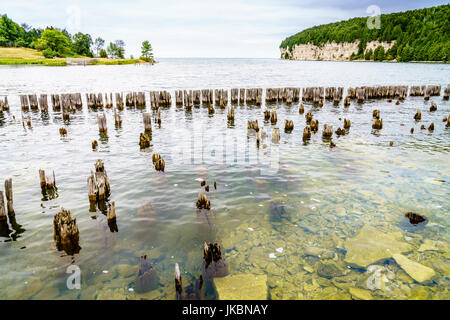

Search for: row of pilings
xmin=6 ymin=84 xmax=448 ymax=114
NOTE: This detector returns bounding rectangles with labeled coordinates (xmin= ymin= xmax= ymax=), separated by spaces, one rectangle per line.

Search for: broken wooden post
xmin=107 ymin=201 xmax=118 ymax=232
xmin=305 ymin=110 xmax=313 ymax=124
xmin=302 ymin=126 xmax=311 ymax=142
xmin=39 ymin=169 xmax=56 ymax=196
xmin=428 ymin=122 xmax=434 ymax=132
xmin=143 ymin=112 xmax=152 ymax=132
xmin=20 ymin=95 xmax=29 ymax=111
xmin=202 ymin=241 xmax=228 ymax=280
xmin=227 ymin=106 xmax=234 ymax=121
xmin=299 ymin=104 xmax=304 ymax=114
xmin=155 ymin=107 xmax=162 ymax=125
xmin=430 ymin=101 xmax=437 ymax=112
xmin=322 ymin=124 xmax=333 ymax=138
xmin=87 ymin=159 xmax=111 ymax=203
xmin=443 ymin=85 xmax=449 ymax=100
xmin=53 ymin=208 xmax=80 ymax=255
xmin=247 ymin=120 xmax=259 ymax=132
xmin=264 ymin=110 xmax=270 ymax=121
xmin=104 ymin=93 xmax=113 ymax=108
xmin=115 ymin=93 xmax=124 ymax=110
xmin=372 ymin=118 xmax=383 ymax=129
xmin=196 ymin=193 xmax=210 ymax=210
xmin=284 ymin=120 xmax=294 ymax=133
xmin=414 ymin=109 xmax=422 ymax=121
xmin=310 ymin=119 xmax=319 ymax=133
xmin=0 ymin=96 xmax=10 ymax=111
xmin=343 ymin=118 xmax=351 ymax=129
xmin=4 ymin=179 xmax=14 ymax=216
xmin=28 ymin=94 xmax=39 ymax=109
xmin=92 ymin=140 xmax=98 ymax=150
xmin=97 ymin=112 xmax=107 ymax=134
xmin=152 ymin=152 xmax=165 ymax=172
xmin=113 ymin=108 xmax=122 ymax=127
xmin=373 ymin=109 xmax=380 ymax=119
xmin=270 ymin=110 xmax=277 ymax=125
xmin=0 ymin=191 xmax=6 ymax=221
xmin=272 ymin=128 xmax=280 ymax=143
xmin=135 ymin=255 xmax=159 ymax=293
xmin=39 ymin=94 xmax=48 ymax=112
xmin=139 ymin=133 xmax=151 ymax=149
xmin=59 ymin=127 xmax=67 ymax=136
xmin=344 ymin=96 xmax=351 ymax=107
xmin=208 ymin=104 xmax=215 ymax=115
xmin=174 ymin=263 xmax=204 ymax=300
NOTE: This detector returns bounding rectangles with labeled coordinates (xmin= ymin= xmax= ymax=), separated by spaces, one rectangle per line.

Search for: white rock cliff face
xmin=281 ymin=40 xmax=395 ymax=61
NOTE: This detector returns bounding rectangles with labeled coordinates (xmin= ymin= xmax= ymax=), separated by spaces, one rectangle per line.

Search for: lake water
xmin=0 ymin=59 xmax=449 ymax=300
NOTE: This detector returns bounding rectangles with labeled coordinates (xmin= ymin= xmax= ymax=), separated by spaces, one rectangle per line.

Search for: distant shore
xmin=0 ymin=47 xmax=151 ymax=66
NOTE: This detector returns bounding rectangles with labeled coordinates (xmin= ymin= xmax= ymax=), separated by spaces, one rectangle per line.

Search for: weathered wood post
xmin=115 ymin=93 xmax=124 ymax=110
xmin=97 ymin=112 xmax=107 ymax=134
xmin=107 ymin=201 xmax=118 ymax=232
xmin=53 ymin=208 xmax=80 ymax=255
xmin=20 ymin=95 xmax=29 ymax=111
xmin=39 ymin=169 xmax=56 ymax=196
xmin=0 ymin=191 xmax=6 ymax=221
xmin=284 ymin=120 xmax=294 ymax=133
xmin=202 ymin=241 xmax=228 ymax=280
xmin=4 ymin=178 xmax=14 ymax=216
xmin=87 ymin=159 xmax=111 ymax=203
xmin=143 ymin=112 xmax=152 ymax=132
xmin=227 ymin=106 xmax=235 ymax=121
xmin=152 ymin=152 xmax=165 ymax=172
xmin=28 ymin=94 xmax=39 ymax=109
xmin=135 ymin=255 xmax=159 ymax=293
xmin=114 ymin=108 xmax=122 ymax=127
xmin=239 ymin=88 xmax=245 ymax=104
xmin=39 ymin=94 xmax=48 ymax=112
xmin=174 ymin=263 xmax=204 ymax=300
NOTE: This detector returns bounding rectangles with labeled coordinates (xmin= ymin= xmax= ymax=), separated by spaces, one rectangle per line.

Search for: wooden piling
xmin=202 ymin=241 xmax=228 ymax=280
xmin=143 ymin=112 xmax=152 ymax=132
xmin=4 ymin=178 xmax=14 ymax=216
xmin=227 ymin=106 xmax=234 ymax=121
xmin=284 ymin=120 xmax=294 ymax=133
xmin=20 ymin=95 xmax=29 ymax=111
xmin=0 ymin=191 xmax=6 ymax=221
xmin=322 ymin=124 xmax=333 ymax=138
xmin=39 ymin=94 xmax=48 ymax=112
xmin=97 ymin=113 xmax=107 ymax=133
xmin=53 ymin=208 xmax=80 ymax=255
xmin=115 ymin=93 xmax=124 ymax=110
xmin=87 ymin=159 xmax=111 ymax=202
xmin=114 ymin=108 xmax=122 ymax=127
xmin=28 ymin=94 xmax=39 ymax=109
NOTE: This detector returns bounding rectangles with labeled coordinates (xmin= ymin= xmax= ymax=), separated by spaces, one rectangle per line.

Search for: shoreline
xmin=281 ymin=58 xmax=449 ymax=64
xmin=0 ymin=57 xmax=153 ymax=66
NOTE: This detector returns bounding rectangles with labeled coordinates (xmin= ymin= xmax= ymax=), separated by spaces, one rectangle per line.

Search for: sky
xmin=1 ymin=0 xmax=448 ymax=58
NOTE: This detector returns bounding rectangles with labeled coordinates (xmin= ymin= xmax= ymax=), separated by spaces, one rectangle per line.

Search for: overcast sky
xmin=2 ymin=0 xmax=447 ymax=58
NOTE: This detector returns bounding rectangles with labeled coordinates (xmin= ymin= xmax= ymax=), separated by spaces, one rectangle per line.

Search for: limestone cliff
xmin=281 ymin=40 xmax=395 ymax=61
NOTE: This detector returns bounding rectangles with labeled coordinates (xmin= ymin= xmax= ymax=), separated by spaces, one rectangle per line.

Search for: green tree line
xmin=0 ymin=13 xmax=154 ymax=61
xmin=280 ymin=4 xmax=449 ymax=62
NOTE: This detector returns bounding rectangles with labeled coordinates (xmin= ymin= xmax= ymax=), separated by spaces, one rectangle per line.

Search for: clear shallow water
xmin=0 ymin=59 xmax=449 ymax=300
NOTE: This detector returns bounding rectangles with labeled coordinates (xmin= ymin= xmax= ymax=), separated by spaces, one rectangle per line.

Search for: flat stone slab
xmin=349 ymin=287 xmax=373 ymax=300
xmin=213 ymin=274 xmax=268 ymax=300
xmin=344 ymin=225 xmax=412 ymax=267
xmin=393 ymin=253 xmax=435 ymax=283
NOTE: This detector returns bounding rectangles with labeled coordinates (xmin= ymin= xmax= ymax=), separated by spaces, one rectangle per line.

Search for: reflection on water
xmin=0 ymin=59 xmax=449 ymax=300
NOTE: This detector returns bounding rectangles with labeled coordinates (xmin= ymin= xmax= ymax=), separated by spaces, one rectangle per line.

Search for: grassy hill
xmin=280 ymin=4 xmax=449 ymax=62
xmin=0 ymin=47 xmax=143 ymax=66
